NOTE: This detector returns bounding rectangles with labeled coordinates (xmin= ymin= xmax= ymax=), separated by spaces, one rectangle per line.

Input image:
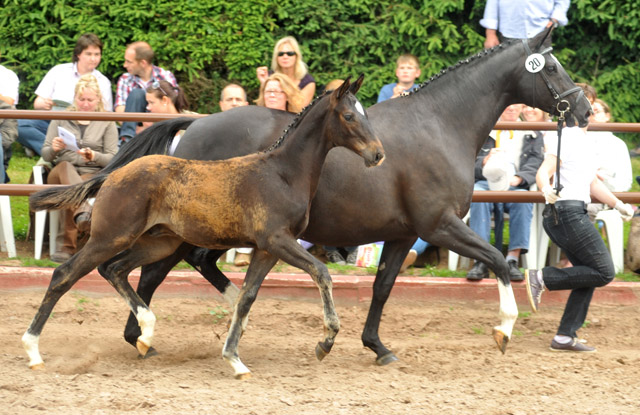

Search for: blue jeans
xmin=411 ymin=238 xmax=430 ymax=255
xmin=17 ymin=119 xmax=50 ymax=155
xmin=541 ymin=202 xmax=615 ymax=338
xmin=469 ymin=180 xmax=533 ymax=252
xmin=119 ymin=88 xmax=148 ymax=143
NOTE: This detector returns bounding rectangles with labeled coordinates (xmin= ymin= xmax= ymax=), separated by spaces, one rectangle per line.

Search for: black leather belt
xmin=554 ymin=200 xmax=586 ymax=209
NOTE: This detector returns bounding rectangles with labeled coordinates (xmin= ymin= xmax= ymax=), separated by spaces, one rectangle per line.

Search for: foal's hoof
xmin=492 ymin=327 xmax=510 ymax=354
xmin=235 ymin=372 xmax=252 ymax=381
xmin=136 ymin=339 xmax=151 ymax=357
xmin=315 ymin=342 xmax=330 ymax=361
xmin=29 ymin=363 xmax=45 ymax=371
xmin=376 ymin=352 xmax=399 ymax=366
xmin=137 ymin=346 xmax=158 ymax=359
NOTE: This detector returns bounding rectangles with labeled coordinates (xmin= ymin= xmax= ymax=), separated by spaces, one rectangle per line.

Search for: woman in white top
xmin=525 ymin=84 xmax=634 ymax=353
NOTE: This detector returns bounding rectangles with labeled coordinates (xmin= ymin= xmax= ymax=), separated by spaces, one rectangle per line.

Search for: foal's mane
xmin=262 ymin=90 xmax=331 ymax=153
xmin=405 ymin=40 xmax=516 ymax=97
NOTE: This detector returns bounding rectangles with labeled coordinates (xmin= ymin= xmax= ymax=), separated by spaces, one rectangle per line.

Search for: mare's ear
xmin=348 ymin=74 xmax=364 ymax=95
xmin=335 ymin=76 xmax=352 ymax=99
xmin=533 ymin=22 xmax=555 ymax=51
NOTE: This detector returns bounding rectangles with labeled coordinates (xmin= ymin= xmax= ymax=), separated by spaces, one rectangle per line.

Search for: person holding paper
xmin=41 ymin=74 xmax=118 ymax=263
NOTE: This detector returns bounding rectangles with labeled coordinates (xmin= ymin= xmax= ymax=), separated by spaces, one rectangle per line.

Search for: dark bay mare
xmin=33 ymin=28 xmax=592 ymax=366
xmin=24 ymin=78 xmax=385 ymax=378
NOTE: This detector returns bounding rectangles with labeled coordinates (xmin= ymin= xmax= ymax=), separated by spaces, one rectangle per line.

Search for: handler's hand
xmin=542 ymin=185 xmax=561 ymax=204
xmin=614 ymin=200 xmax=634 ymax=221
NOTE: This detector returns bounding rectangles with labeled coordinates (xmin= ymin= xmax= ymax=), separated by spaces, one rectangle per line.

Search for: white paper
xmin=57 ymin=126 xmax=79 ymax=151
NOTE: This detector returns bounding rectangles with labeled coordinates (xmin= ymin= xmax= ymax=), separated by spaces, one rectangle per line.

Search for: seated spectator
xmin=587 ymin=98 xmax=632 ymax=221
xmin=466 ymin=104 xmax=544 ymax=281
xmin=255 ymin=73 xmax=304 ymax=113
xmin=0 ymin=52 xmax=19 ymax=106
xmin=17 ymin=33 xmax=112 ymax=157
xmin=0 ymin=100 xmax=17 ymax=183
xmin=219 ymin=84 xmax=249 ymax=112
xmin=115 ymin=41 xmax=177 ymax=145
xmin=400 ymin=238 xmax=430 ymax=273
xmin=256 ymin=36 xmax=316 ymax=107
xmin=41 ymin=74 xmax=118 ymax=262
xmin=377 ymin=54 xmax=421 ymax=103
xmin=140 ymin=80 xmax=195 ymax=155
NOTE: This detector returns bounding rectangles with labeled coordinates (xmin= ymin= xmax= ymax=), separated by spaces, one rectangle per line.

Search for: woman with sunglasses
xmin=41 ymin=74 xmax=118 ymax=262
xmin=255 ymin=73 xmax=304 ymax=114
xmin=256 ymin=36 xmax=316 ymax=107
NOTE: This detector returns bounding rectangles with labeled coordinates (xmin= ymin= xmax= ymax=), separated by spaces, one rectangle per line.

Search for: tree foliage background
xmin=1 ymin=0 xmax=638 ymax=140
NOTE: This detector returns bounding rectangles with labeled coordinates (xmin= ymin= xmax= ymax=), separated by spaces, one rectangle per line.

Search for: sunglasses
xmin=277 ymin=51 xmax=296 ymax=57
xmin=151 ymin=80 xmax=171 ymax=97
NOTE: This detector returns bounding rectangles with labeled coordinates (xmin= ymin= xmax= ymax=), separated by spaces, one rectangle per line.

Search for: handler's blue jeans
xmin=541 ymin=202 xmax=615 ymax=338
xmin=469 ymin=180 xmax=533 ymax=252
xmin=17 ymin=119 xmax=50 ymax=155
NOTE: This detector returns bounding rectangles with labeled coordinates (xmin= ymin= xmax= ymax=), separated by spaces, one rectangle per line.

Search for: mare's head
xmin=510 ymin=26 xmax=592 ymax=127
xmin=327 ymin=75 xmax=385 ymax=167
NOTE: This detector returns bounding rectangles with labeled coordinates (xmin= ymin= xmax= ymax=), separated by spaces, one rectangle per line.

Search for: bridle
xmin=521 ymin=38 xmax=584 ymax=213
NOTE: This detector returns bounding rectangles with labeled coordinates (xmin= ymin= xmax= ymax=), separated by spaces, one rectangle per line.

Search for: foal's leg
xmin=262 ymin=235 xmax=340 ymax=361
xmin=427 ymin=213 xmax=518 ymax=354
xmin=361 ymin=238 xmax=415 ymax=365
xmin=98 ymin=235 xmax=183 ymax=357
xmin=222 ymin=249 xmax=279 ymax=379
xmin=22 ymin=245 xmax=124 ymax=369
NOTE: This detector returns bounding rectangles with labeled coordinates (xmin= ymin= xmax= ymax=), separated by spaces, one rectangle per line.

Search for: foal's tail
xmin=29 ymin=117 xmax=196 ymax=212
xmin=101 ymin=117 xmax=196 ymax=175
xmin=30 ymin=174 xmax=108 ymax=211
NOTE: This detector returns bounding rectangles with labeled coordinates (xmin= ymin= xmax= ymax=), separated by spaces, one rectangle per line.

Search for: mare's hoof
xmin=137 ymin=346 xmax=159 ymax=359
xmin=492 ymin=327 xmax=509 ymax=354
xmin=235 ymin=372 xmax=252 ymax=380
xmin=315 ymin=342 xmax=330 ymax=361
xmin=376 ymin=352 xmax=399 ymax=366
xmin=136 ymin=339 xmax=150 ymax=357
xmin=30 ymin=363 xmax=45 ymax=371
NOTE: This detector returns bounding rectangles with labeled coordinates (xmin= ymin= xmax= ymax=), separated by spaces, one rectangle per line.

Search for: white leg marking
xmin=222 ymin=310 xmax=251 ymax=378
xmin=22 ymin=332 xmax=44 ymax=368
xmin=222 ymin=283 xmax=240 ymax=306
xmin=136 ymin=306 xmax=156 ymax=349
xmin=494 ymin=280 xmax=518 ymax=338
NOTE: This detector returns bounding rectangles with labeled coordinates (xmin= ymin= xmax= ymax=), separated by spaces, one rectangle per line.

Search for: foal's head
xmin=327 ymin=76 xmax=385 ymax=167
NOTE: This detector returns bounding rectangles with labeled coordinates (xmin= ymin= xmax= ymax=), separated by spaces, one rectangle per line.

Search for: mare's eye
xmin=344 ymin=113 xmax=354 ymax=121
xmin=546 ymin=65 xmax=557 ymax=74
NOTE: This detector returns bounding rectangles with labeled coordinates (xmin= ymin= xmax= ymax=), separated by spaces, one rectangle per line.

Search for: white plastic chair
xmin=33 ymin=165 xmax=60 ymax=259
xmin=0 ymin=195 xmax=17 ymax=257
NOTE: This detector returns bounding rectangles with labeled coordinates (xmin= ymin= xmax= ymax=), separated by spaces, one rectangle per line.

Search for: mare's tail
xmin=101 ymin=117 xmax=196 ymax=175
xmin=29 ymin=117 xmax=196 ymax=212
xmin=30 ymin=174 xmax=108 ymax=211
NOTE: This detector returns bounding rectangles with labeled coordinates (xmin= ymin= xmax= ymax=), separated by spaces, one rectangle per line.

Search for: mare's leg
xmin=185 ymin=247 xmax=239 ymax=305
xmin=361 ymin=238 xmax=415 ymax=365
xmin=122 ymin=243 xmax=194 ymax=351
xmin=98 ymin=234 xmax=184 ymax=357
xmin=222 ymin=249 xmax=279 ymax=379
xmin=22 ymin=243 xmax=128 ymax=369
xmin=427 ymin=213 xmax=518 ymax=354
xmin=262 ymin=235 xmax=340 ymax=360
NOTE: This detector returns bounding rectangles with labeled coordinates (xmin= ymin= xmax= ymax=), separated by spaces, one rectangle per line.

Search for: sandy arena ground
xmin=1 ymin=288 xmax=639 ymax=415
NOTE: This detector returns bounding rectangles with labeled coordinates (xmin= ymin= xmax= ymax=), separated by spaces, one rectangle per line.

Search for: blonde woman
xmin=42 ymin=74 xmax=118 ymax=262
xmin=256 ymin=36 xmax=316 ymax=106
xmin=255 ymin=73 xmax=304 ymax=113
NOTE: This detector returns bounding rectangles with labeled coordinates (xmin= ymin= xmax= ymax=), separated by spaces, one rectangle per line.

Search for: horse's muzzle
xmin=364 ymin=149 xmax=385 ymax=168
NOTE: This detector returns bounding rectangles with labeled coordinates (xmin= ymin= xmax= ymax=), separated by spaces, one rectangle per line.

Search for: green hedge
xmin=1 ymin=0 xmax=638 ymax=141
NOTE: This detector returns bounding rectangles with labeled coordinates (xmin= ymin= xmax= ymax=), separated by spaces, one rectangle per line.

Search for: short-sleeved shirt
xmin=544 ymin=127 xmax=596 ymax=204
xmin=377 ymin=83 xmax=420 ymax=103
xmin=0 ymin=65 xmax=20 ymax=105
xmin=480 ymin=0 xmax=570 ymax=39
xmin=34 ymin=63 xmax=113 ymax=111
xmin=298 ymin=73 xmax=315 ymax=90
xmin=115 ymin=66 xmax=177 ymax=108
